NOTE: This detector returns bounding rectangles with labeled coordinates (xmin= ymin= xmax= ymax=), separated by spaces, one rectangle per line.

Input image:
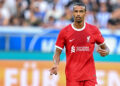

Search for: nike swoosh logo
xmin=69 ymin=39 xmax=74 ymax=42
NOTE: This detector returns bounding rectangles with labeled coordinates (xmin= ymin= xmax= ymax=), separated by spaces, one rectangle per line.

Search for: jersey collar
xmin=71 ymin=22 xmax=86 ymax=31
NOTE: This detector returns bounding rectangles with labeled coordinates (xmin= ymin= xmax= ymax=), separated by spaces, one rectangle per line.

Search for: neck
xmin=73 ymin=21 xmax=84 ymax=29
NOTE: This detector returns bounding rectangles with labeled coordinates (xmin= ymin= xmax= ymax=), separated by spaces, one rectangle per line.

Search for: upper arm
xmin=94 ymin=27 xmax=105 ymax=45
xmin=54 ymin=48 xmax=62 ymax=56
xmin=55 ymin=29 xmax=65 ymax=50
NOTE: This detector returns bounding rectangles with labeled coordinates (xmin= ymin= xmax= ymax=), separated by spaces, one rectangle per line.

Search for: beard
xmin=75 ymin=16 xmax=82 ymax=23
xmin=76 ymin=19 xmax=82 ymax=23
xmin=76 ymin=20 xmax=82 ymax=23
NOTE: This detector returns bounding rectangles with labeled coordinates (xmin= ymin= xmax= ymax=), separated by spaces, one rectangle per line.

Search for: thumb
xmin=49 ymin=69 xmax=53 ymax=75
xmin=97 ymin=46 xmax=102 ymax=51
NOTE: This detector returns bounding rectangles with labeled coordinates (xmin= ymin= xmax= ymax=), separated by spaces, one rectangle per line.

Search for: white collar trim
xmin=71 ymin=22 xmax=86 ymax=31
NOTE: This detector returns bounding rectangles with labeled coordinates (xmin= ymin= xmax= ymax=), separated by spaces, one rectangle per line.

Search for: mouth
xmin=76 ymin=17 xmax=81 ymax=19
xmin=75 ymin=17 xmax=82 ymax=23
xmin=76 ymin=18 xmax=82 ymax=21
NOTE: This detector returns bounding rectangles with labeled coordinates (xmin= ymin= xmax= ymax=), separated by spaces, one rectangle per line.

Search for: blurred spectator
xmin=37 ymin=0 xmax=48 ymax=13
xmin=85 ymin=10 xmax=96 ymax=25
xmin=28 ymin=9 xmax=40 ymax=26
xmin=16 ymin=0 xmax=29 ymax=17
xmin=33 ymin=3 xmax=45 ymax=21
xmin=82 ymin=0 xmax=93 ymax=11
xmin=0 ymin=0 xmax=10 ymax=26
xmin=59 ymin=0 xmax=70 ymax=6
xmin=109 ymin=0 xmax=117 ymax=5
xmin=108 ymin=8 xmax=120 ymax=30
xmin=54 ymin=14 xmax=72 ymax=29
xmin=21 ymin=20 xmax=29 ymax=26
xmin=44 ymin=0 xmax=64 ymax=23
xmin=24 ymin=4 xmax=42 ymax=26
xmin=10 ymin=16 xmax=20 ymax=26
xmin=42 ymin=16 xmax=56 ymax=28
xmin=64 ymin=6 xmax=73 ymax=22
xmin=110 ymin=0 xmax=120 ymax=10
xmin=3 ymin=0 xmax=17 ymax=16
xmin=90 ymin=0 xmax=99 ymax=12
xmin=48 ymin=0 xmax=64 ymax=11
xmin=32 ymin=0 xmax=48 ymax=17
xmin=96 ymin=3 xmax=110 ymax=28
xmin=0 ymin=0 xmax=119 ymax=30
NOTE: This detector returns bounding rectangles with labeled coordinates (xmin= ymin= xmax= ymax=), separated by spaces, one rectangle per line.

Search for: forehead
xmin=73 ymin=5 xmax=85 ymax=10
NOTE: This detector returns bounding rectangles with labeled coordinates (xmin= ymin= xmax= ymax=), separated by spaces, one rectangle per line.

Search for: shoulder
xmin=60 ymin=24 xmax=71 ymax=33
xmin=86 ymin=23 xmax=100 ymax=33
xmin=87 ymin=23 xmax=98 ymax=30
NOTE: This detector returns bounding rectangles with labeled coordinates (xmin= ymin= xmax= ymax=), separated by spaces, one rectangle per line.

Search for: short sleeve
xmin=95 ymin=27 xmax=105 ymax=45
xmin=55 ymin=29 xmax=65 ymax=50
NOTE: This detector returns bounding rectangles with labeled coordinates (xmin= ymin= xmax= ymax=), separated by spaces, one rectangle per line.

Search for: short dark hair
xmin=73 ymin=2 xmax=86 ymax=11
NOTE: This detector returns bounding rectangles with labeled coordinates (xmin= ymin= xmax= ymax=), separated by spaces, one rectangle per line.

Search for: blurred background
xmin=0 ymin=0 xmax=120 ymax=86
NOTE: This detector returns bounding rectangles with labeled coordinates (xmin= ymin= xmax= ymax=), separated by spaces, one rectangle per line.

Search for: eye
xmin=74 ymin=10 xmax=78 ymax=12
xmin=79 ymin=10 xmax=84 ymax=12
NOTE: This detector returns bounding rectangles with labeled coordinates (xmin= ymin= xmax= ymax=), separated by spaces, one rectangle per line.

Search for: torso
xmin=62 ymin=23 xmax=97 ymax=82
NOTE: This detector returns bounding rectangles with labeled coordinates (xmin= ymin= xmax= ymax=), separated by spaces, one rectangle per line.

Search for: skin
xmin=50 ymin=5 xmax=109 ymax=75
xmin=73 ymin=5 xmax=86 ymax=29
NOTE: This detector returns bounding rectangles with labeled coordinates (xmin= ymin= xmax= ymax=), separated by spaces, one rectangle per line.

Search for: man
xmin=50 ymin=2 xmax=109 ymax=86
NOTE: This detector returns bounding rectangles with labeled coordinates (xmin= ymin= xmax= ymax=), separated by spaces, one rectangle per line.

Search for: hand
xmin=49 ymin=65 xmax=58 ymax=75
xmin=97 ymin=47 xmax=109 ymax=57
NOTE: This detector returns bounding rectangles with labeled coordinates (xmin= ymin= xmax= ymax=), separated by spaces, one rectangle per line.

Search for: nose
xmin=77 ymin=12 xmax=80 ymax=16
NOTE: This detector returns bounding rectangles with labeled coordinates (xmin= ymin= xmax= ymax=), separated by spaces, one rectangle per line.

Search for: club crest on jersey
xmin=71 ymin=45 xmax=75 ymax=53
xmin=87 ymin=36 xmax=90 ymax=42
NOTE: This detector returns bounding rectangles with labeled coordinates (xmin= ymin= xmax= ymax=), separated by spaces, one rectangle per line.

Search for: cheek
xmin=82 ymin=14 xmax=85 ymax=17
xmin=83 ymin=13 xmax=86 ymax=16
xmin=73 ymin=14 xmax=77 ymax=18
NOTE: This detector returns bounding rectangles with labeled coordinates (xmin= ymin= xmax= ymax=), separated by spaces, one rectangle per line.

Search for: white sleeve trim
xmin=55 ymin=45 xmax=63 ymax=50
xmin=98 ymin=41 xmax=105 ymax=46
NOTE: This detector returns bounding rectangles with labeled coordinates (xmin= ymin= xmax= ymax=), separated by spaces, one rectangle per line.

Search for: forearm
xmin=53 ymin=54 xmax=60 ymax=66
xmin=50 ymin=48 xmax=62 ymax=75
xmin=53 ymin=48 xmax=62 ymax=66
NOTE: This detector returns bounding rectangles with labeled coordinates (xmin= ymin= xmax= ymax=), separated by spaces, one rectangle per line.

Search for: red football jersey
xmin=55 ymin=22 xmax=104 ymax=82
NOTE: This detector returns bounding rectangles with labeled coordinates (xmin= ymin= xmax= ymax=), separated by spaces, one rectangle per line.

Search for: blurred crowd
xmin=0 ymin=0 xmax=120 ymax=30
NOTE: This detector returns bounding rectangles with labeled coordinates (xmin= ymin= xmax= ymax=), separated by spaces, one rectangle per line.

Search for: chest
xmin=65 ymin=30 xmax=95 ymax=46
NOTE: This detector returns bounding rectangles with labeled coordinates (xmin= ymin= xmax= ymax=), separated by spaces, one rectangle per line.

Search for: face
xmin=73 ymin=5 xmax=86 ymax=23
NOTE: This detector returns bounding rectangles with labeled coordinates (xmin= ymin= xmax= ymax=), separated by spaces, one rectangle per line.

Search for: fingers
xmin=97 ymin=48 xmax=107 ymax=53
xmin=50 ymin=71 xmax=57 ymax=75
xmin=97 ymin=50 xmax=107 ymax=54
xmin=50 ymin=72 xmax=57 ymax=75
xmin=49 ymin=67 xmax=58 ymax=75
xmin=97 ymin=49 xmax=108 ymax=57
xmin=100 ymin=53 xmax=107 ymax=57
xmin=97 ymin=48 xmax=106 ymax=52
xmin=99 ymin=52 xmax=108 ymax=57
xmin=97 ymin=49 xmax=108 ymax=54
